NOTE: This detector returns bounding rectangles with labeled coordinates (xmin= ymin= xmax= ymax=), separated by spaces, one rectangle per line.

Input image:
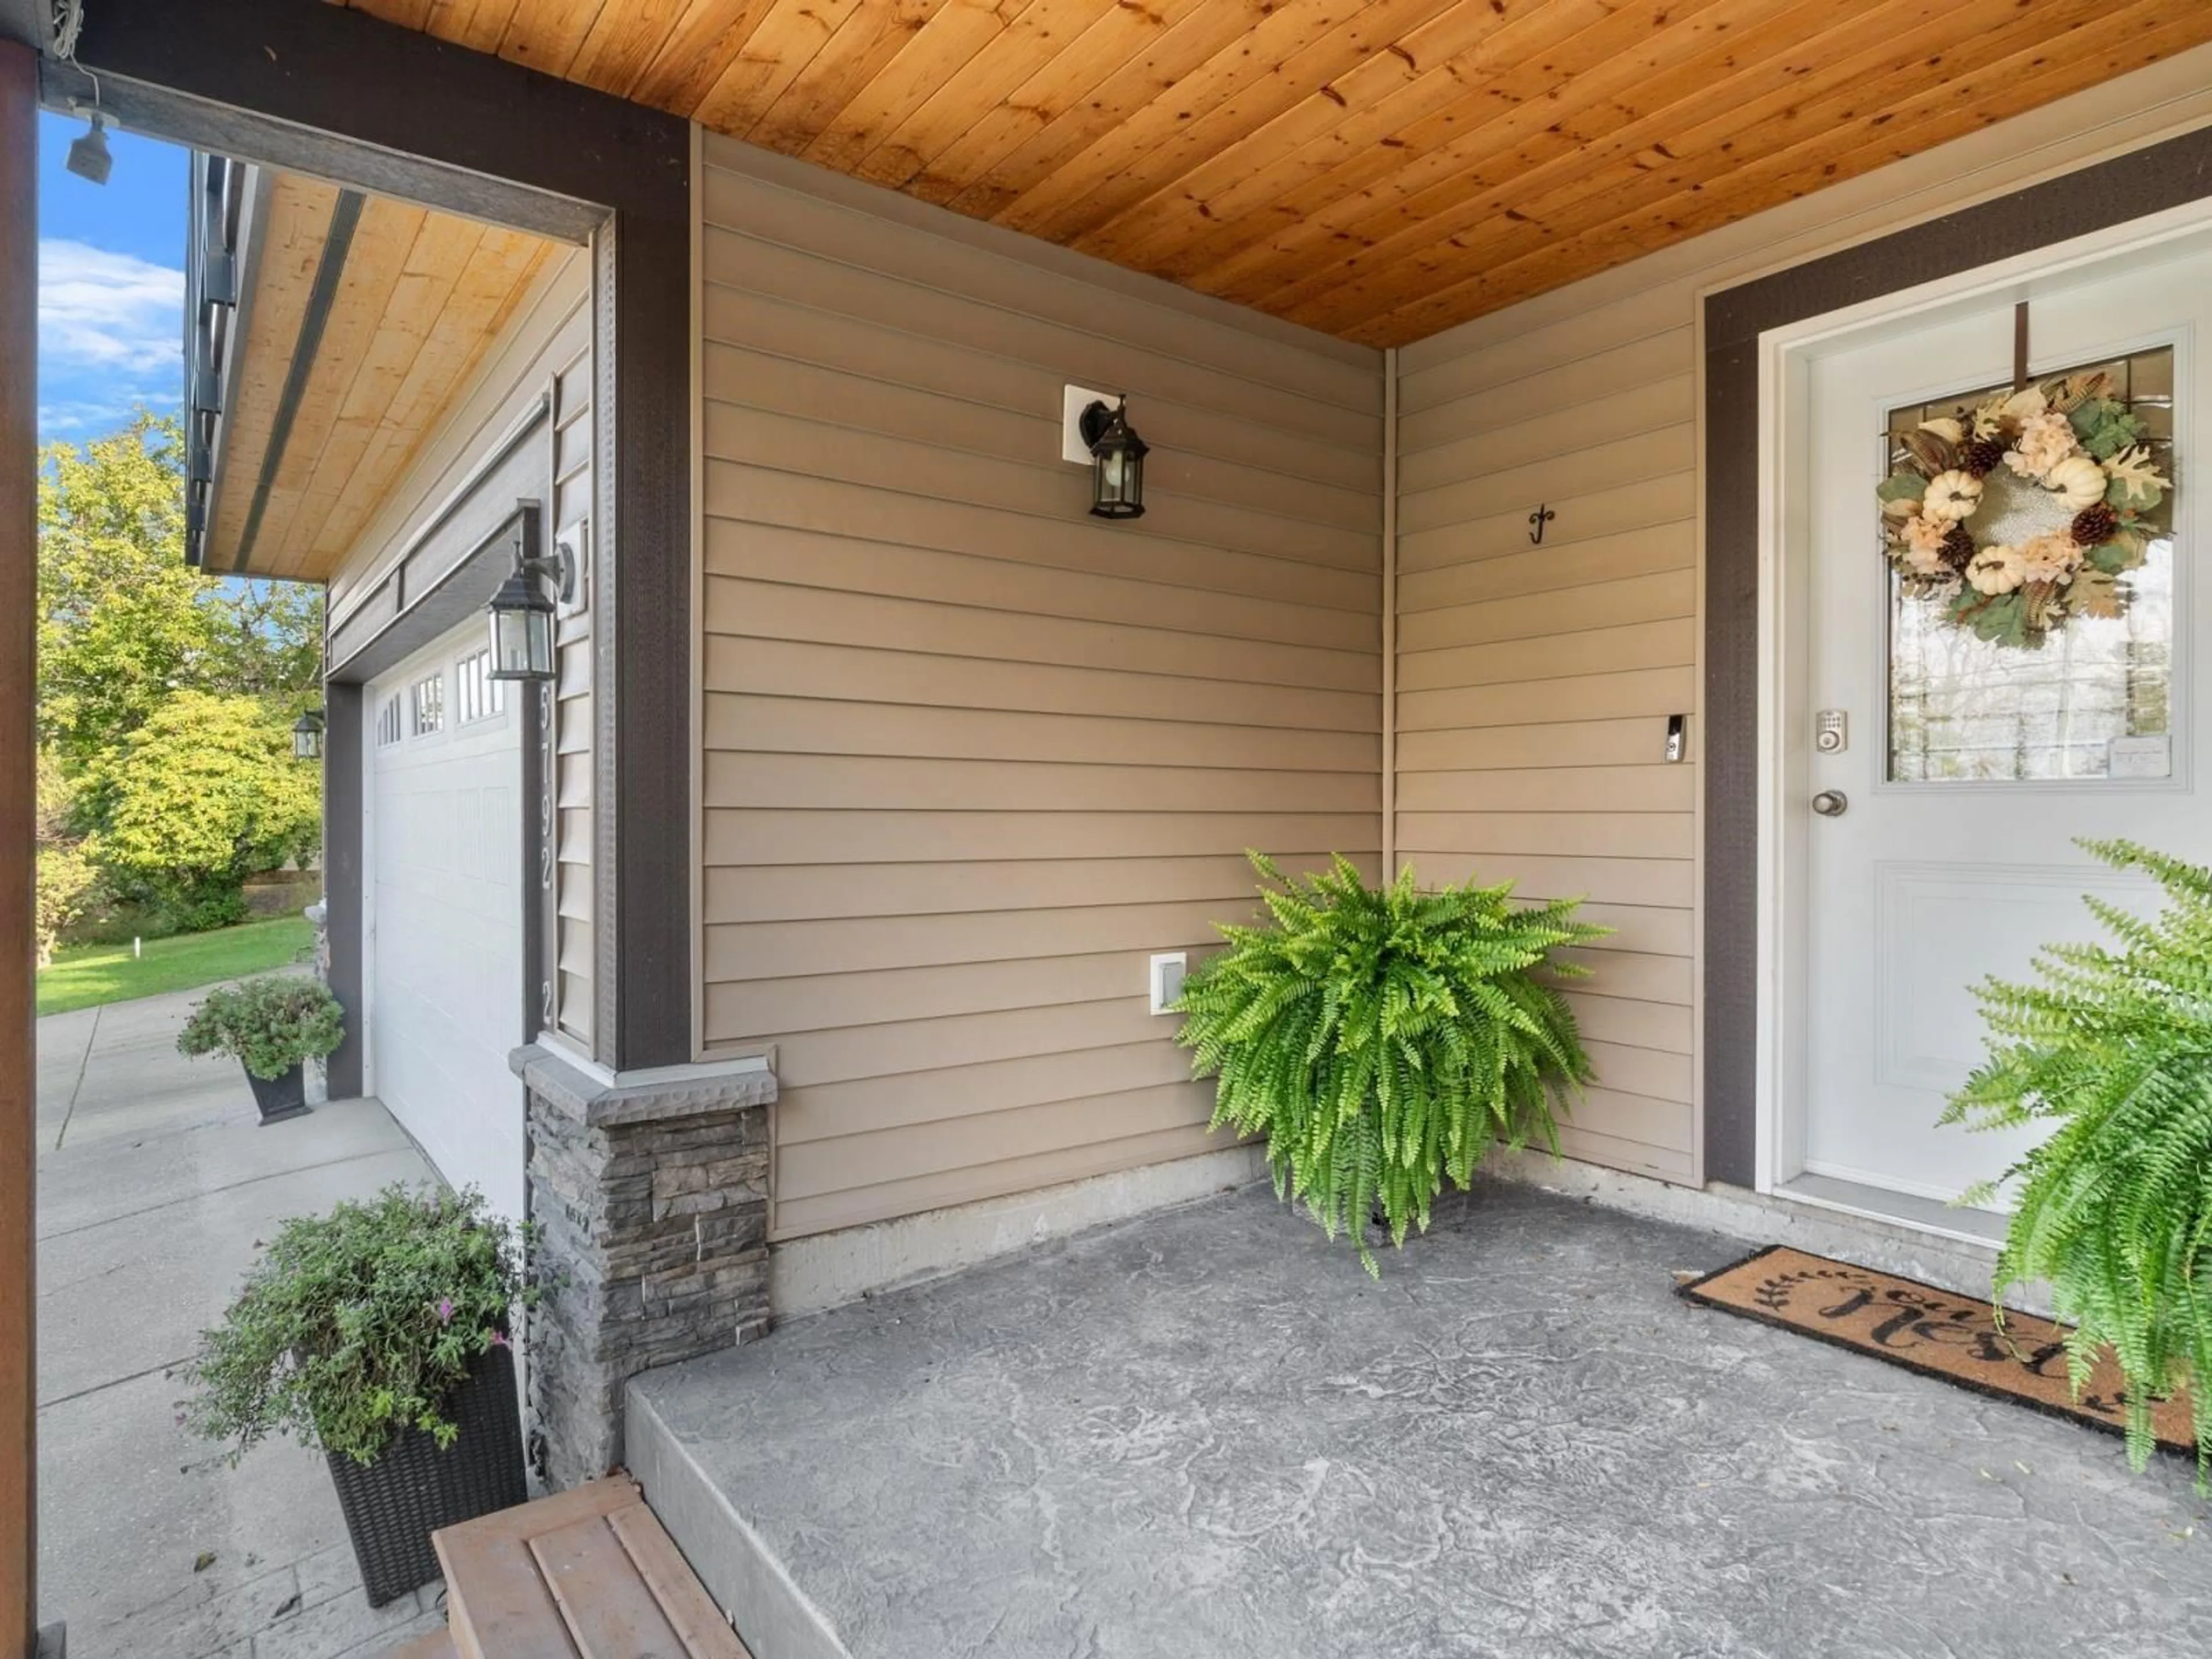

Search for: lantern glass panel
xmin=1089 ymin=440 xmax=1146 ymax=519
xmin=488 ymin=603 xmax=554 ymax=681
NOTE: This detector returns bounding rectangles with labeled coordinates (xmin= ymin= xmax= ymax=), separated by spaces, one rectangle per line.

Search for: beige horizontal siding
xmin=1395 ymin=290 xmax=1700 ymax=1179
xmin=1392 ymin=46 xmax=2212 ymax=1188
xmin=697 ymin=132 xmax=1382 ymax=1241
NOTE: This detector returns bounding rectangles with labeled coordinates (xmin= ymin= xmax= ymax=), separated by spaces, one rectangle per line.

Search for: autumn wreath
xmin=1877 ymin=370 xmax=2171 ymax=648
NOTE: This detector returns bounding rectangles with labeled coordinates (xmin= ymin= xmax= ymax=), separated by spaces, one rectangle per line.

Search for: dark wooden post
xmin=0 ymin=39 xmax=39 ymax=1655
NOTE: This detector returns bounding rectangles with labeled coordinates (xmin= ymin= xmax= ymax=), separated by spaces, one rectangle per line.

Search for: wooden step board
xmin=426 ymin=1475 xmax=752 ymax=1658
xmin=385 ymin=1633 xmax=458 ymax=1659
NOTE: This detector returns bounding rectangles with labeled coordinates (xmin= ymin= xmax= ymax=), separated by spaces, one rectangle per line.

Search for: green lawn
xmin=37 ymin=915 xmax=317 ymax=1017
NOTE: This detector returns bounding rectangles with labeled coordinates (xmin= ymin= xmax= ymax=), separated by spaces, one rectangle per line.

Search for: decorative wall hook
xmin=1528 ymin=505 xmax=1555 ymax=545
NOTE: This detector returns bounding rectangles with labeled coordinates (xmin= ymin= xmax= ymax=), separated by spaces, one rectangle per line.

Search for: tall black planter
xmin=245 ymin=1063 xmax=309 ymax=1125
xmin=325 ymin=1340 xmax=528 ymax=1605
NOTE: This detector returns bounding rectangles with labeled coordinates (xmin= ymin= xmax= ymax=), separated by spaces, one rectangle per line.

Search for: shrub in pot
xmin=1176 ymin=853 xmax=1609 ymax=1272
xmin=1941 ymin=838 xmax=2212 ymax=1486
xmin=176 ymin=973 xmax=343 ymax=1123
xmin=180 ymin=1186 xmax=537 ymax=1604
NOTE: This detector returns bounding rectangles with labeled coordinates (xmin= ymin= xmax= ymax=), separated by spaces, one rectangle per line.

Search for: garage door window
xmin=376 ymin=695 xmax=403 ymax=748
xmin=411 ymin=674 xmax=445 ymax=737
xmin=455 ymin=649 xmax=506 ymax=725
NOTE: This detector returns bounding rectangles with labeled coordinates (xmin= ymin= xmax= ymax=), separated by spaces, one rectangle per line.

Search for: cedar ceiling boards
xmin=335 ymin=0 xmax=2212 ymax=345
xmin=203 ymin=171 xmax=555 ymax=581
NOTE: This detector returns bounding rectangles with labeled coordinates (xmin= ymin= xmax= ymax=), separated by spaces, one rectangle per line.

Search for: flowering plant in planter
xmin=181 ymin=1184 xmax=535 ymax=1464
xmin=177 ymin=973 xmax=343 ymax=1081
xmin=179 ymin=973 xmax=344 ymax=1124
xmin=1176 ymin=854 xmax=1608 ymax=1273
xmin=181 ymin=1185 xmax=540 ymax=1604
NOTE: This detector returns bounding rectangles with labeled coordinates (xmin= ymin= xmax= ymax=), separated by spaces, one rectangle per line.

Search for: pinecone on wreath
xmin=1940 ymin=522 xmax=1976 ymax=571
xmin=2071 ymin=503 xmax=2119 ymax=547
xmin=1961 ymin=434 xmax=2008 ymax=478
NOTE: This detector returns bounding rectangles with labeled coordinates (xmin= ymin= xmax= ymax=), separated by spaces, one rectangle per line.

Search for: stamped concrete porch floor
xmin=632 ymin=1179 xmax=2212 ymax=1659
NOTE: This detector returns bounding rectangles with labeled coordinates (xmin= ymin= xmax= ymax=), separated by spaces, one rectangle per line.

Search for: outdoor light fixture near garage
xmin=484 ymin=504 xmax=572 ymax=683
xmin=291 ymin=709 xmax=325 ymax=762
xmin=1080 ymin=395 xmax=1149 ymax=520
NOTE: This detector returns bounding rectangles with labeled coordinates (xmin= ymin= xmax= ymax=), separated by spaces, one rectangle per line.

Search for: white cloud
xmin=37 ymin=396 xmax=153 ymax=437
xmin=39 ymin=238 xmax=184 ymax=378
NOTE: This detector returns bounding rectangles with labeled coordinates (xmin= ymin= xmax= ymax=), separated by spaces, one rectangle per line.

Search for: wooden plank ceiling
xmin=337 ymin=0 xmax=2212 ymax=345
xmin=207 ymin=171 xmax=553 ymax=579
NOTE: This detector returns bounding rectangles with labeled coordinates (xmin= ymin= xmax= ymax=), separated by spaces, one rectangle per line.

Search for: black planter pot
xmin=245 ymin=1063 xmax=310 ymax=1125
xmin=325 ymin=1340 xmax=528 ymax=1605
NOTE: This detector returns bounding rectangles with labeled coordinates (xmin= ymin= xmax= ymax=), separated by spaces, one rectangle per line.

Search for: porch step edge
xmin=626 ymin=1384 xmax=853 ymax=1659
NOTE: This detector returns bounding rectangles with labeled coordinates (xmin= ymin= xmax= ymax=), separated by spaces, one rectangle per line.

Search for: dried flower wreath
xmin=1877 ymin=370 xmax=2171 ymax=647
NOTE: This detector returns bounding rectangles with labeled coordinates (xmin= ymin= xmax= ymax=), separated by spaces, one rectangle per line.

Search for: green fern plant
xmin=1941 ymin=838 xmax=2212 ymax=1481
xmin=1175 ymin=853 xmax=1609 ymax=1273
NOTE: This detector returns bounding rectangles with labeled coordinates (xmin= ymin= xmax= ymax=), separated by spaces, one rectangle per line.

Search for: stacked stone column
xmin=513 ymin=1046 xmax=777 ymax=1489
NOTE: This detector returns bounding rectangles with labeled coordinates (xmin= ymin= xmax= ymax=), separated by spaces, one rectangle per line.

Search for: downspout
xmin=1381 ymin=346 xmax=1399 ymax=880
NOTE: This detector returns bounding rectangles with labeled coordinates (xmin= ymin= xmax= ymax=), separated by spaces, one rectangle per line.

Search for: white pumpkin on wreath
xmin=1875 ymin=370 xmax=2171 ymax=648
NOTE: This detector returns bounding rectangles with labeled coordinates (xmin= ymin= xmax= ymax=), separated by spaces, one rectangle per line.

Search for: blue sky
xmin=37 ymin=109 xmax=188 ymax=442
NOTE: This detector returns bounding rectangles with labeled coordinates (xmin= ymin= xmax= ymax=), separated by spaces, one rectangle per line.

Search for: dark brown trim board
xmin=1 ymin=43 xmax=36 ymax=1653
xmin=321 ymin=682 xmax=366 ymax=1101
xmin=67 ymin=0 xmax=695 ymax=1071
xmin=1700 ymin=122 xmax=2212 ymax=1187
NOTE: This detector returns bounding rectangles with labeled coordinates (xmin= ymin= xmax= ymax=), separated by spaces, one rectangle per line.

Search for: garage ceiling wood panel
xmin=337 ymin=0 xmax=2212 ymax=342
xmin=207 ymin=171 xmax=555 ymax=579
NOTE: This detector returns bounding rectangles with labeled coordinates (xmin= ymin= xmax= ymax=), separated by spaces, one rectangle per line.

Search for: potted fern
xmin=1176 ymin=854 xmax=1609 ymax=1272
xmin=177 ymin=973 xmax=343 ymax=1124
xmin=180 ymin=1186 xmax=535 ymax=1604
xmin=1941 ymin=838 xmax=2212 ymax=1483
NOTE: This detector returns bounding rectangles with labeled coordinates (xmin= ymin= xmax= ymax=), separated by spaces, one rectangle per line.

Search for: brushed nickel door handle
xmin=1812 ymin=790 xmax=1849 ymax=817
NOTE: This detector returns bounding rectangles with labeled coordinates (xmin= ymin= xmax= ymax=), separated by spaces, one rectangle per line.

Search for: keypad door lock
xmin=1815 ymin=710 xmax=1848 ymax=753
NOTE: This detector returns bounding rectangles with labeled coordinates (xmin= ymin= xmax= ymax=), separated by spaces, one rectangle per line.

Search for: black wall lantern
xmin=1079 ymin=396 xmax=1148 ymax=520
xmin=291 ymin=709 xmax=325 ymax=762
xmin=485 ymin=503 xmax=569 ymax=683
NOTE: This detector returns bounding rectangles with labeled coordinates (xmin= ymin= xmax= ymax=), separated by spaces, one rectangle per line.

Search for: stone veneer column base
xmin=512 ymin=1043 xmax=778 ymax=1490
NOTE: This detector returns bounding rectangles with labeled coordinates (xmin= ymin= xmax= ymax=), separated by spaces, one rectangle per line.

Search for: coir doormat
xmin=1677 ymin=1245 xmax=2195 ymax=1458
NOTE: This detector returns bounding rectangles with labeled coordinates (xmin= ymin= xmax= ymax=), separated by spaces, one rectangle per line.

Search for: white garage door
xmin=367 ymin=627 xmax=527 ymax=1222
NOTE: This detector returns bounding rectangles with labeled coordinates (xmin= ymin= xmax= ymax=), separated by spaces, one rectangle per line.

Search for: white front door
xmin=1799 ymin=247 xmax=2205 ymax=1215
xmin=366 ymin=632 xmax=527 ymax=1222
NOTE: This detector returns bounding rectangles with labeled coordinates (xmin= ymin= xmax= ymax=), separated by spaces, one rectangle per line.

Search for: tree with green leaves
xmin=39 ymin=416 xmax=324 ymax=764
xmin=37 ymin=415 xmax=213 ymax=769
xmin=35 ymin=752 xmax=97 ymax=968
xmin=38 ymin=413 xmax=325 ymax=935
xmin=81 ymin=691 xmax=323 ymax=932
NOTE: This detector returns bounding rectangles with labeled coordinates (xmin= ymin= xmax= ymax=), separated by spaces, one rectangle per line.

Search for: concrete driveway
xmin=36 ymin=988 xmax=256 ymax=1152
xmin=35 ymin=986 xmax=451 ymax=1657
